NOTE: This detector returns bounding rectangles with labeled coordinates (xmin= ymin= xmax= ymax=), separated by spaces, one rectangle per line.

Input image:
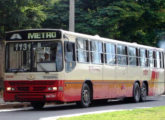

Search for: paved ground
xmin=0 ymin=95 xmax=165 ymax=120
xmin=0 ymin=97 xmax=30 ymax=109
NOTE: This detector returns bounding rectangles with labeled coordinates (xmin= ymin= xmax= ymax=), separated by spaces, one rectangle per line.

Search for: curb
xmin=0 ymin=103 xmax=31 ymax=109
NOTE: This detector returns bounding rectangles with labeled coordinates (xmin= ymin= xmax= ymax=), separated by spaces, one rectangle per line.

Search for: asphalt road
xmin=0 ymin=95 xmax=165 ymax=120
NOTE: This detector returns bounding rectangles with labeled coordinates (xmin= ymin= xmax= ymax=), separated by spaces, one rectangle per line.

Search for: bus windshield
xmin=6 ymin=41 xmax=63 ymax=72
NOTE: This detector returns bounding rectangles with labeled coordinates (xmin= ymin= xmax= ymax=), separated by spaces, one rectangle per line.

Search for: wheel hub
xmin=83 ymin=90 xmax=89 ymax=102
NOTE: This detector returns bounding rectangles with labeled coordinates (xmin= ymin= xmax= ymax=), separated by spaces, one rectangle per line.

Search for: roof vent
xmin=94 ymin=35 xmax=100 ymax=37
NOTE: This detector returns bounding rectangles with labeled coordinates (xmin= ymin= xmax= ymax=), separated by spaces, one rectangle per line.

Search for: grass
xmin=58 ymin=106 xmax=165 ymax=120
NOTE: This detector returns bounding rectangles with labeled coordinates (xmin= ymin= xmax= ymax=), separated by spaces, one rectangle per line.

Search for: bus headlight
xmin=6 ymin=87 xmax=15 ymax=91
xmin=48 ymin=87 xmax=57 ymax=91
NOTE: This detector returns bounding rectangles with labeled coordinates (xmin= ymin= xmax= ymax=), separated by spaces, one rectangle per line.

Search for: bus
xmin=3 ymin=29 xmax=165 ymax=109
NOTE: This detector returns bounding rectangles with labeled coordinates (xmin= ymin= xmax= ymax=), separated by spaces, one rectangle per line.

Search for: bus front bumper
xmin=3 ymin=92 xmax=64 ymax=102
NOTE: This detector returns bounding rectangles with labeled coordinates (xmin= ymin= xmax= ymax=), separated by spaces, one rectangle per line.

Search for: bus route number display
xmin=14 ymin=43 xmax=31 ymax=51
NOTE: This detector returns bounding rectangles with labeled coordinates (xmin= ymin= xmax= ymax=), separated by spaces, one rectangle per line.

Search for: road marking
xmin=0 ymin=107 xmax=32 ymax=112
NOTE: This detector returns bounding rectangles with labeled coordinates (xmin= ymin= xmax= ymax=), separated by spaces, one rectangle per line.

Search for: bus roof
xmin=6 ymin=29 xmax=164 ymax=51
xmin=62 ymin=30 xmax=164 ymax=51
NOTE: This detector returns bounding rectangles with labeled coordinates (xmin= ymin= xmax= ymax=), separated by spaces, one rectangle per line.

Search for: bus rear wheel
xmin=140 ymin=83 xmax=147 ymax=102
xmin=77 ymin=83 xmax=91 ymax=108
xmin=133 ymin=83 xmax=140 ymax=103
xmin=31 ymin=101 xmax=45 ymax=110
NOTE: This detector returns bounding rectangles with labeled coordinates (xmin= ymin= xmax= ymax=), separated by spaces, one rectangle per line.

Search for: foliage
xmin=0 ymin=0 xmax=165 ymax=46
xmin=0 ymin=0 xmax=47 ymax=38
xmin=42 ymin=0 xmax=69 ymax=30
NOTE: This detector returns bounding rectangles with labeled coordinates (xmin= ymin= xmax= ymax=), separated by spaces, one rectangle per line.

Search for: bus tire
xmin=133 ymin=82 xmax=140 ymax=103
xmin=31 ymin=101 xmax=45 ymax=110
xmin=140 ymin=83 xmax=147 ymax=102
xmin=77 ymin=83 xmax=91 ymax=108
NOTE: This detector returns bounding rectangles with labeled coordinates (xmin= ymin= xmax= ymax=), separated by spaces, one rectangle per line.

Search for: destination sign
xmin=5 ymin=30 xmax=62 ymax=41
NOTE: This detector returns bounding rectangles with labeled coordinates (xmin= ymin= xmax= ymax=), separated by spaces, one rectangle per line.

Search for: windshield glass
xmin=6 ymin=41 xmax=63 ymax=72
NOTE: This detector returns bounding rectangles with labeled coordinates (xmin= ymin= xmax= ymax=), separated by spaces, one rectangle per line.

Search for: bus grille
xmin=33 ymin=87 xmax=46 ymax=91
xmin=17 ymin=87 xmax=29 ymax=91
xmin=15 ymin=94 xmax=45 ymax=101
xmin=9 ymin=81 xmax=55 ymax=86
xmin=16 ymin=87 xmax=46 ymax=92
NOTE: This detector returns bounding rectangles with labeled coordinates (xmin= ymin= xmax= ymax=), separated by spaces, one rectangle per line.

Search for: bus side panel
xmin=148 ymin=69 xmax=165 ymax=96
xmin=63 ymin=80 xmax=82 ymax=102
xmin=92 ymin=80 xmax=109 ymax=99
xmin=157 ymin=69 xmax=165 ymax=95
xmin=93 ymin=80 xmax=133 ymax=100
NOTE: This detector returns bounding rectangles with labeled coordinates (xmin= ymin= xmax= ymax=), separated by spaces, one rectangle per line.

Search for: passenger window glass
xmin=160 ymin=52 xmax=164 ymax=68
xmin=117 ymin=45 xmax=126 ymax=55
xmin=77 ymin=38 xmax=89 ymax=63
xmin=128 ymin=47 xmax=136 ymax=66
xmin=148 ymin=50 xmax=154 ymax=68
xmin=140 ymin=49 xmax=147 ymax=67
xmin=105 ymin=43 xmax=116 ymax=65
xmin=117 ymin=45 xmax=127 ymax=65
xmin=91 ymin=40 xmax=103 ymax=64
xmin=156 ymin=51 xmax=160 ymax=68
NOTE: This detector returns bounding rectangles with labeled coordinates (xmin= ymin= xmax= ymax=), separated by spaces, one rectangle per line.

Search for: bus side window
xmin=136 ymin=48 xmax=139 ymax=66
xmin=65 ymin=42 xmax=76 ymax=72
xmin=156 ymin=51 xmax=160 ymax=68
xmin=160 ymin=52 xmax=163 ymax=68
xmin=139 ymin=49 xmax=147 ymax=67
xmin=104 ymin=42 xmax=116 ymax=65
xmin=90 ymin=40 xmax=103 ymax=64
xmin=161 ymin=52 xmax=164 ymax=68
xmin=76 ymin=38 xmax=89 ymax=63
xmin=153 ymin=51 xmax=157 ymax=68
xmin=116 ymin=45 xmax=127 ymax=65
xmin=128 ymin=47 xmax=137 ymax=66
xmin=148 ymin=50 xmax=154 ymax=68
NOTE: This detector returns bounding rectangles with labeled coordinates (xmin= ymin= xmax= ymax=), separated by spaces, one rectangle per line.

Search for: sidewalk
xmin=0 ymin=97 xmax=30 ymax=109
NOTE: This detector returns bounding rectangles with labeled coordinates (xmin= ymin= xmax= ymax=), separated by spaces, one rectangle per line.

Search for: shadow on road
xmin=24 ymin=98 xmax=158 ymax=112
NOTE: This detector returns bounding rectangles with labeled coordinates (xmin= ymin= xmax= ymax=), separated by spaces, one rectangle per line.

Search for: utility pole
xmin=69 ymin=0 xmax=75 ymax=32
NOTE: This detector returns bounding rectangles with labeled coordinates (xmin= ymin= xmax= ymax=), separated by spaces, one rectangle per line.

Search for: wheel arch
xmin=134 ymin=80 xmax=140 ymax=86
xmin=142 ymin=81 xmax=149 ymax=96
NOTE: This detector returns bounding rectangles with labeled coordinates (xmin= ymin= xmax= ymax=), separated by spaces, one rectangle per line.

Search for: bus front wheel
xmin=31 ymin=101 xmax=45 ymax=110
xmin=77 ymin=83 xmax=91 ymax=108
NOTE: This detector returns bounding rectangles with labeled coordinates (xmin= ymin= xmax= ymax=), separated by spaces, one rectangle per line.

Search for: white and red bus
xmin=3 ymin=29 xmax=165 ymax=109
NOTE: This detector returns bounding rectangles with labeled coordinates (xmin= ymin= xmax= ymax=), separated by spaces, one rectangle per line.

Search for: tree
xmin=42 ymin=0 xmax=69 ymax=30
xmin=1 ymin=0 xmax=164 ymax=47
xmin=0 ymin=0 xmax=47 ymax=39
xmin=75 ymin=0 xmax=165 ymax=46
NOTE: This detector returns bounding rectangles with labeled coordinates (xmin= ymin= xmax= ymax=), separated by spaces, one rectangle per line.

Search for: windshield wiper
xmin=13 ymin=67 xmax=28 ymax=73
